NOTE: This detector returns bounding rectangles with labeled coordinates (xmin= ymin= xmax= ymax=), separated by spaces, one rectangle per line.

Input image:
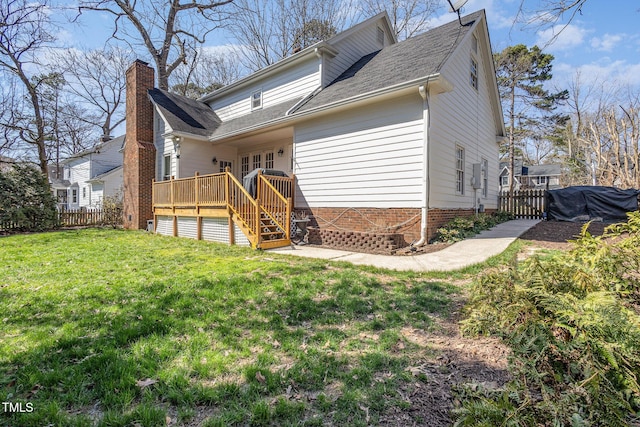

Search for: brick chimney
xmin=123 ymin=60 xmax=156 ymax=230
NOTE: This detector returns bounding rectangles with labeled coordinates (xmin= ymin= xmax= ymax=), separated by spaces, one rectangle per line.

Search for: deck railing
xmin=226 ymin=171 xmax=259 ymax=243
xmin=153 ymin=172 xmax=229 ymax=208
xmin=152 ymin=170 xmax=295 ymax=248
xmin=258 ymin=172 xmax=292 ymax=241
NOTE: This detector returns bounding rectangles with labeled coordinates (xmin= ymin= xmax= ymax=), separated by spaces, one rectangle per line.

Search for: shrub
xmin=0 ymin=164 xmax=58 ymax=232
xmin=433 ymin=212 xmax=514 ymax=244
xmin=101 ymin=192 xmax=123 ymax=227
xmin=455 ymin=212 xmax=640 ymax=426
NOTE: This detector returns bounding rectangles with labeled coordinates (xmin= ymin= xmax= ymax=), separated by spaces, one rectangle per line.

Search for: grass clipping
xmin=456 ymin=212 xmax=640 ymax=427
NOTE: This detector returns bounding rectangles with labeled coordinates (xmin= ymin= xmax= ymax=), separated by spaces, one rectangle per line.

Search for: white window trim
xmin=377 ymin=27 xmax=385 ymax=45
xmin=455 ymin=145 xmax=465 ymax=195
xmin=251 ymin=89 xmax=263 ymax=110
xmin=163 ymin=154 xmax=171 ymax=181
xmin=218 ymin=160 xmax=233 ymax=173
xmin=470 ymin=57 xmax=478 ymax=90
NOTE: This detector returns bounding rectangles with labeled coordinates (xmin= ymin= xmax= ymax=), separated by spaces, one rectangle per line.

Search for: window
xmin=455 ymin=146 xmax=465 ymax=195
xmin=471 ymin=33 xmax=478 ymax=54
xmin=252 ymin=153 xmax=262 ymax=170
xmin=481 ymin=158 xmax=488 ymax=197
xmin=265 ymin=152 xmax=274 ymax=169
xmin=377 ymin=27 xmax=385 ymax=45
xmin=163 ymin=154 xmax=171 ymax=181
xmin=536 ymin=176 xmax=548 ymax=185
xmin=251 ymin=90 xmax=262 ymax=110
xmin=82 ymin=187 xmax=87 ymax=199
xmin=219 ymin=160 xmax=232 ymax=173
xmin=241 ymin=156 xmax=250 ymax=178
xmin=72 ymin=189 xmax=78 ymax=204
xmin=470 ymin=58 xmax=478 ymax=89
xmin=500 ymin=175 xmax=509 ymax=187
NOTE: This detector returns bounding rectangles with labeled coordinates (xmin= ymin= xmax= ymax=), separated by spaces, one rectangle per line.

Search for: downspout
xmin=414 ymin=83 xmax=431 ymax=247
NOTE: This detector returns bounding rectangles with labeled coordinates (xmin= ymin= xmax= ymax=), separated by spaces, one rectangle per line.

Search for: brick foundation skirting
xmin=296 ymin=207 xmax=496 ymax=254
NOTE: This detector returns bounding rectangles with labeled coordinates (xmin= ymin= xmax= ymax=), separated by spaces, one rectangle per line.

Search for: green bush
xmin=455 ymin=212 xmax=640 ymax=426
xmin=0 ymin=164 xmax=58 ymax=232
xmin=433 ymin=212 xmax=514 ymax=244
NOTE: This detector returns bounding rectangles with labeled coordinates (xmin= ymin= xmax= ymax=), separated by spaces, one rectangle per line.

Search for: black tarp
xmin=546 ymin=186 xmax=640 ymax=222
xmin=242 ymin=168 xmax=289 ymax=198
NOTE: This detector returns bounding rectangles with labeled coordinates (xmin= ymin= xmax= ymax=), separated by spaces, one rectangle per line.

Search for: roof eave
xmin=200 ymin=43 xmax=336 ymax=103
xmin=163 ymin=130 xmax=211 ymax=141
xmin=208 ymin=73 xmax=451 ymax=143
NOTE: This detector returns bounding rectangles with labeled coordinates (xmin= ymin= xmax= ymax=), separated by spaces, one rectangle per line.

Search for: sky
xmin=61 ymin=0 xmax=640 ymax=95
xmin=447 ymin=0 xmax=640 ymax=90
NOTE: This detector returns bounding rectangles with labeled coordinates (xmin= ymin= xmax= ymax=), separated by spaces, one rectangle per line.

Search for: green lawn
xmin=0 ymin=229 xmax=506 ymax=426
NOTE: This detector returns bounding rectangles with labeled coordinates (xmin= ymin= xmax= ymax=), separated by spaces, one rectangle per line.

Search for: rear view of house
xmin=123 ymin=10 xmax=505 ymax=252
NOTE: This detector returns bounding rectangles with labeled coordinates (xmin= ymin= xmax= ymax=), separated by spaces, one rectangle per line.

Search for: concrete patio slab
xmin=268 ymin=219 xmax=540 ymax=272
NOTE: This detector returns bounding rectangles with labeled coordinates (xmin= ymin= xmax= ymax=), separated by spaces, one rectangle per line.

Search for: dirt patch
xmin=519 ymin=220 xmax=608 ymax=250
xmin=379 ymin=293 xmax=511 ymax=427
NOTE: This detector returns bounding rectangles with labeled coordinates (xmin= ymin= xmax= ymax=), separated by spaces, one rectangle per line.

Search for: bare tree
xmin=579 ymin=91 xmax=640 ymax=188
xmin=170 ymin=46 xmax=243 ymax=98
xmin=229 ymin=0 xmax=348 ymax=71
xmin=0 ymin=0 xmax=54 ymax=177
xmin=514 ymin=0 xmax=590 ymax=48
xmin=77 ymin=0 xmax=233 ymax=90
xmin=358 ymin=0 xmax=438 ymax=40
xmin=54 ymin=47 xmax=133 ymax=141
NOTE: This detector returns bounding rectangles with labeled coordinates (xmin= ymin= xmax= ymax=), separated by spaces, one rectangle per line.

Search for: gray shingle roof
xmin=147 ymin=10 xmax=483 ymax=139
xmin=209 ymin=98 xmax=302 ymax=138
xmin=526 ymin=164 xmax=561 ymax=176
xmin=149 ymin=89 xmax=221 ymax=137
xmin=296 ymin=10 xmax=483 ymax=112
xmin=63 ymin=135 xmax=125 ymax=162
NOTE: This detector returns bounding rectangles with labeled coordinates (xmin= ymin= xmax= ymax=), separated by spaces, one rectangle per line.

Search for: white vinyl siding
xmin=325 ymin=23 xmax=391 ymax=86
xmin=428 ymin=22 xmax=500 ymax=209
xmin=177 ymin=217 xmax=198 ymax=239
xmin=178 ymin=138 xmax=237 ymax=178
xmin=156 ymin=216 xmax=173 ymax=236
xmin=233 ymin=224 xmax=251 ymax=246
xmin=208 ymin=56 xmax=320 ymax=121
xmin=294 ymin=94 xmax=424 ymax=208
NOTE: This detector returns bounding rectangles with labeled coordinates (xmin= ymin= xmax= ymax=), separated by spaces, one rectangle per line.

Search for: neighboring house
xmin=499 ymin=161 xmax=561 ymax=192
xmin=124 ymin=10 xmax=505 ymax=250
xmin=58 ymin=135 xmax=124 ymax=210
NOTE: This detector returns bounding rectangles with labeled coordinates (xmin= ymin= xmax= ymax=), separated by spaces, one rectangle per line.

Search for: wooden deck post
xmin=291 ymin=173 xmax=296 ymax=209
xmin=151 ymin=179 xmax=157 ymax=233
xmin=255 ymin=198 xmax=261 ymax=248
xmin=286 ymin=197 xmax=292 ymax=240
xmin=194 ymin=172 xmax=199 ymax=210
xmin=256 ymin=169 xmax=262 ymax=201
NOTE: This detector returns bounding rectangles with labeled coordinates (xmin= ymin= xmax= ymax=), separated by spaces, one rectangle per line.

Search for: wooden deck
xmin=152 ymin=170 xmax=294 ymax=249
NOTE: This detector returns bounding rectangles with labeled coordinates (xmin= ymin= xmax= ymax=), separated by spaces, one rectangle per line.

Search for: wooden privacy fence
xmin=59 ymin=208 xmax=103 ymax=226
xmin=498 ymin=189 xmax=546 ymax=219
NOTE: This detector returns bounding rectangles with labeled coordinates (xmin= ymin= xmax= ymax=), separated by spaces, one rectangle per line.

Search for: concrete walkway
xmin=268 ymin=219 xmax=540 ymax=272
